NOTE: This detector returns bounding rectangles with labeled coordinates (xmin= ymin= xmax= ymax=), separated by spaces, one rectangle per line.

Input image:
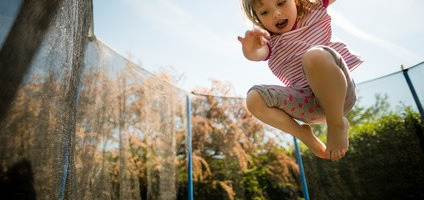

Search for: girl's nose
xmin=273 ymin=10 xmax=281 ymax=18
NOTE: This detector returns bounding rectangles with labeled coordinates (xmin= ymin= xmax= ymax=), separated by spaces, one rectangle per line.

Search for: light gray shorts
xmin=249 ymin=46 xmax=357 ymax=124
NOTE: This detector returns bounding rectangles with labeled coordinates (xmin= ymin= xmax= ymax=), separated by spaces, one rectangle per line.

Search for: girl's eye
xmin=277 ymin=0 xmax=286 ymax=6
xmin=260 ymin=10 xmax=269 ymax=15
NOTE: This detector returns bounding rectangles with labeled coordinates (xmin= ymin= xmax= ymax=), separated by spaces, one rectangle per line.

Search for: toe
xmin=341 ymin=150 xmax=346 ymax=158
xmin=336 ymin=151 xmax=342 ymax=160
xmin=332 ymin=151 xmax=342 ymax=161
xmin=325 ymin=150 xmax=331 ymax=160
xmin=331 ymin=151 xmax=337 ymax=161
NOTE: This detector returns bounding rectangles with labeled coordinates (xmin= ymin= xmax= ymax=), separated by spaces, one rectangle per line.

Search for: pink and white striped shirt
xmin=266 ymin=0 xmax=363 ymax=88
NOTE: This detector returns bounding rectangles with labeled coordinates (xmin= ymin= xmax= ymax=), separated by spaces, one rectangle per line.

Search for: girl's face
xmin=254 ymin=0 xmax=297 ymax=34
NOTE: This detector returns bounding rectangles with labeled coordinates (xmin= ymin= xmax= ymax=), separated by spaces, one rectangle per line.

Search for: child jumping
xmin=238 ymin=0 xmax=363 ymax=161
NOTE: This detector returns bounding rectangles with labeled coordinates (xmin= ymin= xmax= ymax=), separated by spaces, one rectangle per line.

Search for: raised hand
xmin=237 ymin=28 xmax=271 ymax=61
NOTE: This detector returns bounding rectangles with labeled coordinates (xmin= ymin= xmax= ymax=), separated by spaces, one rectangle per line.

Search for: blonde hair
xmin=240 ymin=0 xmax=319 ymax=28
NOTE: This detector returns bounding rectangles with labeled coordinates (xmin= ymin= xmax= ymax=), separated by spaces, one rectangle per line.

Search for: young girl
xmin=238 ymin=0 xmax=363 ymax=161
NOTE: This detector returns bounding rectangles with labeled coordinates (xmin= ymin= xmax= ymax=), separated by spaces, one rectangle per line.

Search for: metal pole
xmin=401 ymin=65 xmax=424 ymax=153
xmin=59 ymin=143 xmax=69 ymax=200
xmin=293 ymin=137 xmax=310 ymax=200
xmin=186 ymin=95 xmax=194 ymax=200
xmin=401 ymin=65 xmax=424 ymax=122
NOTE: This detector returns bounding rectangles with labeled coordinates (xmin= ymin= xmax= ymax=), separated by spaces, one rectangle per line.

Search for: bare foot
xmin=325 ymin=117 xmax=349 ymax=161
xmin=299 ymin=124 xmax=327 ymax=159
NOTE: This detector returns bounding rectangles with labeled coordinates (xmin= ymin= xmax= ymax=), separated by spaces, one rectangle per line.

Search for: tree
xmin=190 ymin=79 xmax=301 ymax=199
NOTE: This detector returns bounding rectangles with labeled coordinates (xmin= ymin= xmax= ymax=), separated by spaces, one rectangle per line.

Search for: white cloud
xmin=329 ymin=8 xmax=421 ymax=63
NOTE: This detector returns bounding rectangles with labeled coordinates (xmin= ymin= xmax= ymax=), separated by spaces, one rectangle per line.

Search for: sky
xmin=93 ymin=0 xmax=424 ymax=97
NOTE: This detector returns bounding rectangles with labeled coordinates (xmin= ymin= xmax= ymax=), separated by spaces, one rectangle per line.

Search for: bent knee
xmin=302 ymin=47 xmax=335 ymax=72
xmin=246 ymin=90 xmax=266 ymax=114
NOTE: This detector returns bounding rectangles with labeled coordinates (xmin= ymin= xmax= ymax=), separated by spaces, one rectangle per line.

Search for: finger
xmin=237 ymin=36 xmax=244 ymax=43
xmin=261 ymin=29 xmax=271 ymax=39
xmin=247 ymin=29 xmax=256 ymax=34
xmin=246 ymin=30 xmax=255 ymax=37
xmin=260 ymin=37 xmax=268 ymax=46
xmin=252 ymin=28 xmax=271 ymax=39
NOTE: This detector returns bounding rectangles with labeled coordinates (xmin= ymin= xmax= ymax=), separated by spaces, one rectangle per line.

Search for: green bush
xmin=302 ymin=108 xmax=424 ymax=200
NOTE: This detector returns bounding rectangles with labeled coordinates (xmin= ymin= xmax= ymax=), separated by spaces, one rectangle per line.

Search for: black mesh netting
xmin=1 ymin=1 xmax=187 ymax=199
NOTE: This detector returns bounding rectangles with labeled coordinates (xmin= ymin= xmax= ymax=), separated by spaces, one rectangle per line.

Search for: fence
xmin=0 ymin=0 xmax=423 ymax=199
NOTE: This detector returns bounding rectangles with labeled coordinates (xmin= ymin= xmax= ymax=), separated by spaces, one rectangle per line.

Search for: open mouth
xmin=275 ymin=19 xmax=288 ymax=29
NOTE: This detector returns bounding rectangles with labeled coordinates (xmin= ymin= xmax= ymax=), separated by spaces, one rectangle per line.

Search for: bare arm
xmin=238 ymin=29 xmax=270 ymax=61
xmin=328 ymin=0 xmax=337 ymax=5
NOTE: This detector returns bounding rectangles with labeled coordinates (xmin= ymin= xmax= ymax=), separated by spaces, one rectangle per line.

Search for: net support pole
xmin=401 ymin=65 xmax=424 ymax=122
xmin=293 ymin=136 xmax=310 ymax=200
xmin=186 ymin=95 xmax=194 ymax=200
xmin=401 ymin=65 xmax=424 ymax=152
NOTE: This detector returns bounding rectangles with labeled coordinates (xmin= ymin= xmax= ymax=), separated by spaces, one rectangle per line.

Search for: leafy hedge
xmin=187 ymin=148 xmax=302 ymax=200
xmin=302 ymin=109 xmax=424 ymax=199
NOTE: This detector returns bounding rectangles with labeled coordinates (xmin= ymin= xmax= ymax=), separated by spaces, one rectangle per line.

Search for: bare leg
xmin=246 ymin=90 xmax=327 ymax=158
xmin=302 ymin=47 xmax=349 ymax=161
